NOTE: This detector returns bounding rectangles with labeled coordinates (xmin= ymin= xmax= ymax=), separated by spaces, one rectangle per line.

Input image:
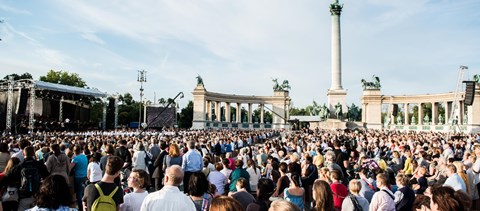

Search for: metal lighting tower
xmin=137 ymin=70 xmax=147 ymax=129
xmin=5 ymin=76 xmax=14 ymax=132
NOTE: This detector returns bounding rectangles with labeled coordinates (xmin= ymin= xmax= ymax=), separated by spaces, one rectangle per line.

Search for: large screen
xmin=146 ymin=106 xmax=176 ymax=128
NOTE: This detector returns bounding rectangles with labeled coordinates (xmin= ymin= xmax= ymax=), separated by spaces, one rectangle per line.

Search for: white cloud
xmin=81 ymin=31 xmax=105 ymax=45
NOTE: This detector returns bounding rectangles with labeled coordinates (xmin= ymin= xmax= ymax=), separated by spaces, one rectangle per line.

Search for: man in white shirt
xmin=140 ymin=165 xmax=196 ymax=211
xmin=369 ymin=173 xmax=395 ymax=211
xmin=443 ymin=164 xmax=467 ymax=192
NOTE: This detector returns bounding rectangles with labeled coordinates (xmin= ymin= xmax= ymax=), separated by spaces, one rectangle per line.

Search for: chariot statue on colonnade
xmin=272 ymin=78 xmax=291 ymax=91
xmin=196 ymin=74 xmax=204 ymax=86
xmin=361 ymin=75 xmax=381 ymax=90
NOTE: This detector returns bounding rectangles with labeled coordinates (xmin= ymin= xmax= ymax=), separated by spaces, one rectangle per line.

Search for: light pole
xmin=137 ymin=70 xmax=147 ymax=129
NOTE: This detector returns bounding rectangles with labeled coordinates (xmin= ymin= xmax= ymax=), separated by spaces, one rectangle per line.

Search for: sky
xmin=1 ymin=0 xmax=479 ymax=110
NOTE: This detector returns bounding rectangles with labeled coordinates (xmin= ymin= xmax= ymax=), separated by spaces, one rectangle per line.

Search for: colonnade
xmin=361 ymin=88 xmax=480 ymax=133
xmin=192 ymin=84 xmax=291 ymax=129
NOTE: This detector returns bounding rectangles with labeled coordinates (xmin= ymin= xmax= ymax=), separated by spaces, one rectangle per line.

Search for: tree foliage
xmin=2 ymin=72 xmax=33 ymax=81
xmin=178 ymin=101 xmax=193 ymax=128
xmin=39 ymin=70 xmax=87 ymax=87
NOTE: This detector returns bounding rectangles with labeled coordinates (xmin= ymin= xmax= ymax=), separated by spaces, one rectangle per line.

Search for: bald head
xmin=165 ymin=165 xmax=184 ymax=186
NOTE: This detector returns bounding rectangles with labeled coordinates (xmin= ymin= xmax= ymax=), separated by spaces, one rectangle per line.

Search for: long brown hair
xmin=431 ymin=186 xmax=465 ymax=211
xmin=3 ymin=157 xmax=20 ymax=174
xmin=312 ymin=180 xmax=335 ymax=211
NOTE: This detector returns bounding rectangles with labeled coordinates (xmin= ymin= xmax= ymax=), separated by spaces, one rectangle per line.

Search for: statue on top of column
xmin=330 ymin=0 xmax=343 ymax=15
xmin=196 ymin=74 xmax=204 ymax=86
xmin=397 ymin=115 xmax=403 ymax=125
xmin=361 ymin=75 xmax=381 ymax=90
xmin=473 ymin=74 xmax=480 ymax=84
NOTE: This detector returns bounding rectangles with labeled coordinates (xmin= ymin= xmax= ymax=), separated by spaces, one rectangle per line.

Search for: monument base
xmin=327 ymin=89 xmax=347 ymax=116
xmin=318 ymin=119 xmax=347 ymax=130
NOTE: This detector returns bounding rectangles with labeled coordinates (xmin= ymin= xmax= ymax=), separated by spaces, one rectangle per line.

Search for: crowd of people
xmin=0 ymin=127 xmax=478 ymax=211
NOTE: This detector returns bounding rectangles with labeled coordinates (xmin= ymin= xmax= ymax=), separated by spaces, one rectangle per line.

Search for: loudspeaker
xmin=16 ymin=88 xmax=29 ymax=115
xmin=392 ymin=104 xmax=398 ymax=116
xmin=464 ymin=81 xmax=476 ymax=106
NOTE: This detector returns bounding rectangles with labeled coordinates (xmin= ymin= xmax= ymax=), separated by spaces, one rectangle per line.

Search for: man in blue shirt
xmin=182 ymin=140 xmax=202 ymax=193
xmin=71 ymin=144 xmax=88 ymax=209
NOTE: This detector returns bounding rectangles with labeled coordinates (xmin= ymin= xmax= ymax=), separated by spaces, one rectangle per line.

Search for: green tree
xmin=39 ymin=70 xmax=87 ymax=87
xmin=158 ymin=98 xmax=166 ymax=106
xmin=178 ymin=101 xmax=193 ymax=128
xmin=289 ymin=107 xmax=309 ymax=116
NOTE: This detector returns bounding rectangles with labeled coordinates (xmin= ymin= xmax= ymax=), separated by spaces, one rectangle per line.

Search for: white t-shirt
xmin=121 ymin=191 xmax=149 ymax=211
xmin=87 ymin=162 xmax=102 ymax=182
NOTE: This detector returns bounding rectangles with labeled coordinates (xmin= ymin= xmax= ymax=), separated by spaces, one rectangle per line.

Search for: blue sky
xmin=1 ymin=0 xmax=479 ymax=109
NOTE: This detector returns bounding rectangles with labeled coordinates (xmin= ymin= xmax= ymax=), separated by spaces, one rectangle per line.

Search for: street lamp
xmin=137 ymin=70 xmax=147 ymax=129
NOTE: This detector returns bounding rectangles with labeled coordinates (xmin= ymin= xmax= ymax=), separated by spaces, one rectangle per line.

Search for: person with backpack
xmin=369 ymin=173 xmax=395 ymax=211
xmin=3 ymin=146 xmax=49 ymax=210
xmin=341 ymin=180 xmax=370 ymax=211
xmin=83 ymin=156 xmax=125 ymax=211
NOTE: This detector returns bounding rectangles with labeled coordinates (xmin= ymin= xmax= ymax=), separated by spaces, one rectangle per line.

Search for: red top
xmin=330 ymin=182 xmax=348 ymax=210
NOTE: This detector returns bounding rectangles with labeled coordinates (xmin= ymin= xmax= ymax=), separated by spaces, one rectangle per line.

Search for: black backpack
xmin=349 ymin=194 xmax=363 ymax=211
xmin=19 ymin=160 xmax=41 ymax=198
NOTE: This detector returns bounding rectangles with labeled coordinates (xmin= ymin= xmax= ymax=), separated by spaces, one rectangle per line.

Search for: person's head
xmin=430 ymin=186 xmax=465 ymax=211
xmin=235 ymin=159 xmax=243 ymax=168
xmin=222 ymin=158 xmax=230 ymax=169
xmin=118 ymin=139 xmax=127 ymax=146
xmin=169 ymin=143 xmax=180 ymax=157
xmin=105 ymin=156 xmax=124 ymax=176
xmin=269 ymin=199 xmax=301 ymax=211
xmin=256 ymin=178 xmax=275 ymax=201
xmin=160 ymin=141 xmax=168 ymax=150
xmin=50 ymin=143 xmax=61 ymax=156
xmin=376 ymin=173 xmax=389 ymax=188
xmin=188 ymin=172 xmax=209 ymax=197
xmin=73 ymin=144 xmax=82 ymax=155
xmin=24 ymin=146 xmax=35 ymax=158
xmin=474 ymin=144 xmax=480 ymax=155
xmin=33 ymin=175 xmax=71 ymax=209
xmin=89 ymin=152 xmax=102 ymax=163
xmin=236 ymin=177 xmax=248 ymax=190
xmin=395 ymin=173 xmax=410 ymax=187
xmin=348 ymin=179 xmax=362 ymax=195
xmin=453 ymin=161 xmax=465 ymax=174
xmin=165 ymin=165 xmax=184 ymax=186
xmin=214 ymin=162 xmax=223 ymax=171
xmin=3 ymin=157 xmax=20 ymax=174
xmin=289 ymin=173 xmax=301 ymax=187
xmin=312 ymin=179 xmax=334 ymax=211
xmin=128 ymin=169 xmax=150 ymax=189
xmin=413 ymin=194 xmax=430 ymax=211
xmin=187 ymin=140 xmax=196 ymax=150
xmin=137 ymin=143 xmax=145 ymax=151
xmin=329 ymin=169 xmax=342 ymax=182
xmin=446 ymin=164 xmax=457 ymax=177
xmin=18 ymin=139 xmax=30 ymax=150
xmin=210 ymin=196 xmax=243 ymax=211
xmin=325 ymin=150 xmax=335 ymax=163
xmin=105 ymin=144 xmax=115 ymax=154
xmin=279 ymin=162 xmax=288 ymax=174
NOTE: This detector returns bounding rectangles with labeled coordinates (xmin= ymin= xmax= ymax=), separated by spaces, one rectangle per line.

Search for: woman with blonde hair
xmin=341 ymin=179 xmax=369 ymax=211
xmin=163 ymin=143 xmax=182 ymax=171
xmin=312 ymin=179 xmax=335 ymax=211
xmin=269 ymin=199 xmax=300 ymax=211
xmin=318 ymin=167 xmax=331 ymax=184
xmin=120 ymin=169 xmax=150 ymax=211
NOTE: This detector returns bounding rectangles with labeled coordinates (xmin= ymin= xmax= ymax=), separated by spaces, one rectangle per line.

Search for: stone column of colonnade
xmin=225 ymin=102 xmax=231 ymax=122
xmin=260 ymin=104 xmax=264 ymax=124
xmin=236 ymin=103 xmax=241 ymax=123
xmin=206 ymin=100 xmax=211 ymax=121
xmin=214 ymin=101 xmax=220 ymax=121
xmin=418 ymin=103 xmax=423 ymax=125
xmin=404 ymin=103 xmax=409 ymax=125
xmin=432 ymin=102 xmax=438 ymax=125
xmin=248 ymin=103 xmax=252 ymax=123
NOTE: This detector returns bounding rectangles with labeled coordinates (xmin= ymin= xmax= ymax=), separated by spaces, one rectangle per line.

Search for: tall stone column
xmin=327 ymin=0 xmax=347 ymax=115
xmin=236 ymin=103 xmax=241 ymax=123
xmin=192 ymin=84 xmax=207 ymax=129
xmin=445 ymin=101 xmax=450 ymax=123
xmin=226 ymin=102 xmax=231 ymax=122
